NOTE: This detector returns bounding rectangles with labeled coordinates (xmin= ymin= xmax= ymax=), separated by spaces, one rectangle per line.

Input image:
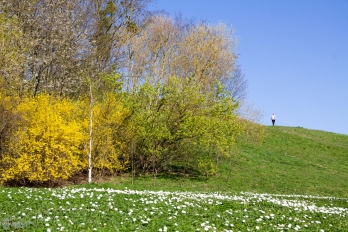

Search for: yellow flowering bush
xmin=92 ymin=93 xmax=132 ymax=175
xmin=0 ymin=94 xmax=87 ymax=185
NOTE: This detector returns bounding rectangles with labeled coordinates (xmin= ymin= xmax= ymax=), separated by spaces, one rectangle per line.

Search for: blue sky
xmin=149 ymin=0 xmax=348 ymax=135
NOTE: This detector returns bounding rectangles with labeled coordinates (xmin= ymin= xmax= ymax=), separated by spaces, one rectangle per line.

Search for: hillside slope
xmin=229 ymin=126 xmax=348 ymax=197
xmin=88 ymin=126 xmax=348 ymax=198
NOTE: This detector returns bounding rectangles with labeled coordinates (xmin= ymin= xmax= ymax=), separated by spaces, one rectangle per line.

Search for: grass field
xmin=106 ymin=126 xmax=348 ymax=197
xmin=1 ymin=126 xmax=348 ymax=231
xmin=1 ymin=187 xmax=347 ymax=231
xmin=228 ymin=126 xmax=348 ymax=197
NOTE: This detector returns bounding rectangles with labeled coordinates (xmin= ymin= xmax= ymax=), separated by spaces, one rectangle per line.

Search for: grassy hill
xmin=228 ymin=126 xmax=348 ymax=197
xmin=100 ymin=126 xmax=348 ymax=198
xmin=1 ymin=126 xmax=348 ymax=231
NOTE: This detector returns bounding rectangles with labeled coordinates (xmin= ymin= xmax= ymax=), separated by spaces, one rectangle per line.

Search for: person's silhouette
xmin=271 ymin=113 xmax=276 ymax=126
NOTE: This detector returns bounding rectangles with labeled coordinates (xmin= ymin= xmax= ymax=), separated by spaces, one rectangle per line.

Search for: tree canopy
xmin=0 ymin=1 xmax=263 ymax=186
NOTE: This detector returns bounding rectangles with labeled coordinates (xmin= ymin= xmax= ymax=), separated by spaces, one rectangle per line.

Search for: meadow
xmin=1 ymin=187 xmax=347 ymax=231
xmin=1 ymin=126 xmax=348 ymax=231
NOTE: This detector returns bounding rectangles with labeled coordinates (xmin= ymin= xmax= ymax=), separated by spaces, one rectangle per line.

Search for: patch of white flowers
xmin=1 ymin=187 xmax=347 ymax=231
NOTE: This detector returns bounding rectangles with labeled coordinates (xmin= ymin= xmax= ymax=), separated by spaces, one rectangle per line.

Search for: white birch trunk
xmin=88 ymin=82 xmax=93 ymax=183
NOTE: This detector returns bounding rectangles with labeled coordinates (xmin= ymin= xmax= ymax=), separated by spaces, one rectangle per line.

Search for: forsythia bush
xmin=0 ymin=94 xmax=87 ymax=185
xmin=92 ymin=93 xmax=131 ymax=174
xmin=0 ymin=92 xmax=132 ymax=185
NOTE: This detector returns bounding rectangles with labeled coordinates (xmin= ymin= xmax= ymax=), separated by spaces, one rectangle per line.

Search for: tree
xmin=118 ymin=14 xmax=263 ymax=178
xmin=90 ymin=0 xmax=153 ymax=74
xmin=224 ymin=65 xmax=249 ymax=102
xmin=121 ymin=15 xmax=238 ymax=93
xmin=0 ymin=0 xmax=153 ymax=97
xmin=0 ymin=13 xmax=27 ymax=95
xmin=0 ymin=3 xmax=264 ymax=184
xmin=1 ymin=0 xmax=93 ymax=96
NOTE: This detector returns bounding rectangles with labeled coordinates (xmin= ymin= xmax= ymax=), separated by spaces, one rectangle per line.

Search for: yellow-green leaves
xmin=128 ymin=77 xmax=243 ymax=175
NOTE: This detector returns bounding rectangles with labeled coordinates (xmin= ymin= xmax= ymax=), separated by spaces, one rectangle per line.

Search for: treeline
xmin=0 ymin=0 xmax=263 ymax=186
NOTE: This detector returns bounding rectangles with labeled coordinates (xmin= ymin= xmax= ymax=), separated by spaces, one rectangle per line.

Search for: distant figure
xmin=271 ymin=113 xmax=276 ymax=126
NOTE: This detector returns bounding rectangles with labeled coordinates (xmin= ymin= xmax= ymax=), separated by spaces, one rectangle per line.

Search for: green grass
xmin=95 ymin=126 xmax=348 ymax=198
xmin=1 ymin=126 xmax=348 ymax=231
xmin=232 ymin=126 xmax=348 ymax=197
xmin=0 ymin=187 xmax=347 ymax=231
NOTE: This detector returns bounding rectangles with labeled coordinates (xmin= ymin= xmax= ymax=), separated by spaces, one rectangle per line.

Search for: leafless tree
xmin=0 ymin=12 xmax=27 ymax=95
xmin=223 ymin=65 xmax=248 ymax=102
xmin=120 ymin=15 xmax=238 ymax=93
xmin=0 ymin=0 xmax=153 ymax=97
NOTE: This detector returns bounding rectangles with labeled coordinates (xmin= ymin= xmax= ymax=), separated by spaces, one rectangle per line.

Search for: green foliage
xmin=197 ymin=157 xmax=217 ymax=177
xmin=128 ymin=77 xmax=242 ymax=176
xmin=101 ymin=1 xmax=117 ymax=27
xmin=100 ymin=72 xmax=123 ymax=93
xmin=127 ymin=20 xmax=138 ymax=33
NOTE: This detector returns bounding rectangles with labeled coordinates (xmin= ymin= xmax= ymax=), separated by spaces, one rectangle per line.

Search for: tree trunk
xmin=88 ymin=82 xmax=93 ymax=183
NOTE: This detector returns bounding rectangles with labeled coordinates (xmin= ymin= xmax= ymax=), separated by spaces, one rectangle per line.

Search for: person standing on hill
xmin=271 ymin=113 xmax=276 ymax=126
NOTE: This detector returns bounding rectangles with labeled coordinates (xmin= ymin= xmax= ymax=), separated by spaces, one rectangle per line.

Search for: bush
xmin=91 ymin=93 xmax=132 ymax=176
xmin=0 ymin=93 xmax=22 ymax=167
xmin=0 ymin=94 xmax=87 ymax=186
xmin=128 ymin=77 xmax=243 ymax=176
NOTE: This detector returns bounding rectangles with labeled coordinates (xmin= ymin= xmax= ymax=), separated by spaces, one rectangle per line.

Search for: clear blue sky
xmin=149 ymin=0 xmax=348 ymax=135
